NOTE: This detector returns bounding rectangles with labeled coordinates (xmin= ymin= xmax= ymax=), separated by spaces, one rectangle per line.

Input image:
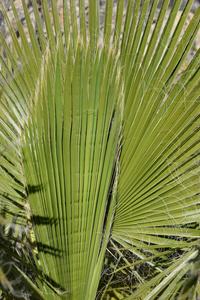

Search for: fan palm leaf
xmin=0 ymin=0 xmax=200 ymax=299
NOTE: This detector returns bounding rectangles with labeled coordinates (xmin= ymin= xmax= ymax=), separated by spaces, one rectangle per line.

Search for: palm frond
xmin=0 ymin=0 xmax=200 ymax=299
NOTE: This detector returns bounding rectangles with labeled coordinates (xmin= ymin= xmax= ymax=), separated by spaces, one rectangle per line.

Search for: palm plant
xmin=0 ymin=0 xmax=200 ymax=298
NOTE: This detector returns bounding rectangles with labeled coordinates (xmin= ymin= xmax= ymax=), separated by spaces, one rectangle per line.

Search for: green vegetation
xmin=0 ymin=0 xmax=200 ymax=299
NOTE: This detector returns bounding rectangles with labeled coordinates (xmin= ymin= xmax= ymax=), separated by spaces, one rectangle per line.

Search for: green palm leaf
xmin=0 ymin=0 xmax=200 ymax=299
